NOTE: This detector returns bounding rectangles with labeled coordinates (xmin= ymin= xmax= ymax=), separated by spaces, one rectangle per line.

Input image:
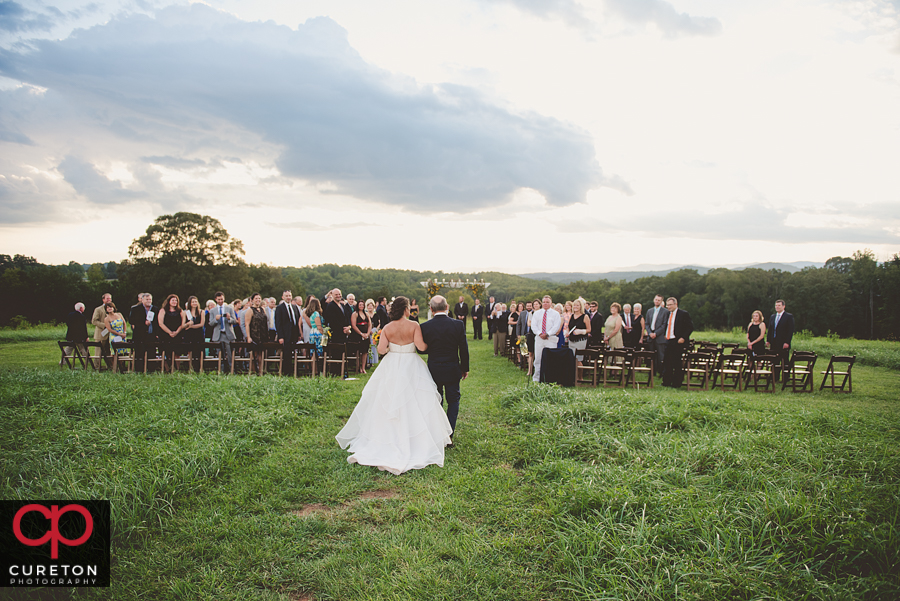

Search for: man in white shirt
xmin=530 ymin=295 xmax=562 ymax=383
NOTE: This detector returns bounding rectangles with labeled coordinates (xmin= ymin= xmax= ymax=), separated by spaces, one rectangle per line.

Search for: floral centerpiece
xmin=465 ymin=282 xmax=486 ymax=300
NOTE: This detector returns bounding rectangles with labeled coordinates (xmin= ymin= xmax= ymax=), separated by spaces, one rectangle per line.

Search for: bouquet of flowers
xmin=372 ymin=330 xmax=381 ymax=346
xmin=323 ymin=326 xmax=332 ymax=346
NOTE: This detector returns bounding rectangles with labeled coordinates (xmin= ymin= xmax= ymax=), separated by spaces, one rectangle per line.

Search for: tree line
xmin=2 ymin=213 xmax=897 ymax=340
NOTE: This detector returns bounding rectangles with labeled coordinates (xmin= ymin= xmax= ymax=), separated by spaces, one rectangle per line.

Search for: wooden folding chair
xmin=713 ymin=353 xmax=745 ymax=392
xmin=601 ymin=349 xmax=628 ymax=388
xmin=294 ymin=343 xmax=317 ymax=377
xmin=782 ymin=351 xmax=817 ymax=392
xmin=323 ymin=343 xmax=347 ymax=378
xmin=201 ymin=342 xmax=224 ymax=374
xmin=629 ymin=350 xmax=655 ymax=389
xmin=58 ymin=341 xmax=90 ymax=370
xmin=345 ymin=342 xmax=363 ymax=375
xmin=230 ymin=342 xmax=254 ymax=375
xmin=820 ymin=355 xmax=855 ymax=393
xmin=575 ymin=348 xmax=600 ymax=387
xmin=111 ymin=341 xmax=135 ymax=373
xmin=685 ymin=351 xmax=714 ymax=391
xmin=745 ymin=354 xmax=777 ymax=392
xmin=83 ymin=341 xmax=111 ymax=371
xmin=258 ymin=342 xmax=283 ymax=376
xmin=720 ymin=343 xmax=739 ymax=354
xmin=143 ymin=342 xmax=165 ymax=374
xmin=170 ymin=342 xmax=195 ymax=373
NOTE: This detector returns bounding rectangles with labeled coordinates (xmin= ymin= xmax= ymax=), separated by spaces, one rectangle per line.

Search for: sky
xmin=1 ymin=0 xmax=898 ymax=274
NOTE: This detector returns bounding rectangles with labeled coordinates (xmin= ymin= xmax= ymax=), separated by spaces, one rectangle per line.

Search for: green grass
xmin=1 ymin=330 xmax=899 ymax=599
xmin=0 ymin=324 xmax=65 ymax=344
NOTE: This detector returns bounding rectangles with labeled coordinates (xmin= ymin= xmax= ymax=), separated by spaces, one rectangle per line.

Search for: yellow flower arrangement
xmin=518 ymin=336 xmax=529 ymax=356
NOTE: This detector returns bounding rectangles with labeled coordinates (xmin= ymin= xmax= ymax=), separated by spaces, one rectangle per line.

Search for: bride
xmin=335 ymin=296 xmax=453 ymax=475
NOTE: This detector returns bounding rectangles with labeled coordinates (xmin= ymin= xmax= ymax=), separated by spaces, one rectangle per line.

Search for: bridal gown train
xmin=335 ymin=342 xmax=453 ymax=475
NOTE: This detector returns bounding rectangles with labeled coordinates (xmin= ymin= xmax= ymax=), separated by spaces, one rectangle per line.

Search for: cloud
xmin=603 ymin=0 xmax=722 ymax=38
xmin=266 ymin=221 xmax=373 ymax=231
xmin=0 ymin=1 xmax=55 ymax=33
xmin=0 ymin=4 xmax=621 ymax=217
xmin=480 ymin=0 xmax=594 ymax=31
xmin=549 ymin=203 xmax=900 ymax=244
xmin=57 ymin=155 xmax=146 ymax=204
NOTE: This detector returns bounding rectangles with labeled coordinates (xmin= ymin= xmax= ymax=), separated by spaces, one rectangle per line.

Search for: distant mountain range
xmin=518 ymin=261 xmax=824 ymax=284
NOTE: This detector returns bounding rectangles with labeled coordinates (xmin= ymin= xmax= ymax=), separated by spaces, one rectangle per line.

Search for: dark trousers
xmin=473 ymin=319 xmax=483 ymax=339
xmin=646 ymin=337 xmax=667 ymax=376
xmin=487 ymin=320 xmax=494 ymax=340
xmin=281 ymin=327 xmax=300 ymax=375
xmin=773 ymin=345 xmax=791 ymax=380
xmin=662 ymin=340 xmax=685 ymax=387
xmin=434 ymin=379 xmax=460 ymax=435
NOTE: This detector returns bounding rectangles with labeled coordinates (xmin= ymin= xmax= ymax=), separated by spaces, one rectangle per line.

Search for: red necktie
xmin=541 ymin=311 xmax=547 ymax=335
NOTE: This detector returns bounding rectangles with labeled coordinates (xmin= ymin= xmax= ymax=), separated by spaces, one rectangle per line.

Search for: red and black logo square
xmin=1 ymin=500 xmax=110 ymax=588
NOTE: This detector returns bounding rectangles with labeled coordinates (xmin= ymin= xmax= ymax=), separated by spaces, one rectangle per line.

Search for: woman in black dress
xmin=350 ymin=299 xmax=371 ymax=374
xmin=747 ymin=310 xmax=767 ymax=355
xmin=157 ymin=294 xmax=185 ymax=373
xmin=244 ymin=293 xmax=268 ymax=374
xmin=409 ymin=298 xmax=420 ymax=323
xmin=184 ymin=296 xmax=206 ymax=370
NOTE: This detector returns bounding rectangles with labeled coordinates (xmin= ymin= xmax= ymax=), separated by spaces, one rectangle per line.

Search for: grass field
xmin=1 ymin=329 xmax=899 ymax=600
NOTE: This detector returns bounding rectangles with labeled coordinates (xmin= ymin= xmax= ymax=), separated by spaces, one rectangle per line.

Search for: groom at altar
xmin=420 ymin=295 xmax=469 ymax=445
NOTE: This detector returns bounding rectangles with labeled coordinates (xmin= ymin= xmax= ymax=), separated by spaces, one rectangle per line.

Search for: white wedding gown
xmin=336 ymin=342 xmax=453 ymax=475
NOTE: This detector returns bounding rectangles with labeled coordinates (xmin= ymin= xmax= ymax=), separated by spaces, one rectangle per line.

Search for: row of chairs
xmin=58 ymin=341 xmax=365 ymax=378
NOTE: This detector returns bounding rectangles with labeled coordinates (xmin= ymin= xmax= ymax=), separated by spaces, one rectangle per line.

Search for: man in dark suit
xmin=62 ymin=302 xmax=89 ymax=364
xmin=767 ymin=299 xmax=794 ymax=381
xmin=644 ymin=294 xmax=669 ymax=376
xmin=419 ymin=295 xmax=469 ymax=444
xmin=373 ymin=296 xmax=390 ymax=330
xmin=454 ymin=296 xmax=469 ymax=330
xmin=485 ymin=296 xmax=497 ymax=340
xmin=128 ymin=293 xmax=159 ymax=372
xmin=662 ymin=296 xmax=693 ymax=387
xmin=275 ymin=289 xmax=301 ymax=375
xmin=471 ymin=298 xmax=484 ymax=340
xmin=324 ymin=288 xmax=351 ymax=344
xmin=587 ymin=301 xmax=605 ymax=348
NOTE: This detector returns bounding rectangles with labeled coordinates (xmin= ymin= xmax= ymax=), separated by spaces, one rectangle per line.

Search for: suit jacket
xmin=128 ymin=303 xmax=160 ymax=340
xmin=664 ymin=309 xmax=694 ymax=343
xmin=419 ymin=314 xmax=469 ymax=380
xmin=767 ymin=311 xmax=794 ymax=348
xmin=91 ymin=305 xmax=108 ymax=341
xmin=644 ymin=306 xmax=670 ymax=338
xmin=455 ymin=302 xmax=469 ymax=318
xmin=209 ymin=304 xmax=237 ymax=342
xmin=588 ymin=311 xmax=605 ymax=342
xmin=373 ymin=305 xmax=390 ymax=329
xmin=275 ymin=302 xmax=301 ymax=342
xmin=472 ymin=304 xmax=484 ymax=321
xmin=65 ymin=310 xmax=88 ymax=342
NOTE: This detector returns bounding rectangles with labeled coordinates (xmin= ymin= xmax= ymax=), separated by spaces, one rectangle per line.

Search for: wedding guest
xmin=515 ymin=301 xmax=529 ymax=348
xmin=531 ymin=296 xmax=561 ymax=383
xmin=471 ymin=298 xmax=484 ymax=339
xmin=294 ymin=295 xmax=311 ymax=346
xmin=90 ymin=292 xmax=112 ymax=368
xmin=747 ymin=310 xmax=767 ymax=356
xmin=568 ymin=298 xmax=591 ymax=365
xmin=644 ymin=294 xmax=669 ymax=376
xmin=184 ymin=296 xmax=206 ymax=371
xmin=492 ymin=303 xmax=508 ymax=356
xmin=275 ymin=290 xmax=301 ymax=375
xmin=767 ymin=299 xmax=794 ymax=381
xmin=508 ymin=302 xmax=520 ymax=348
xmin=562 ymin=300 xmax=573 ymax=343
xmin=632 ymin=303 xmax=645 ymax=349
xmin=244 ymin=293 xmax=269 ymax=375
xmin=306 ymin=297 xmax=325 ymax=357
xmin=266 ymin=297 xmax=278 ymax=342
xmin=103 ymin=302 xmax=127 ymax=343
xmin=525 ymin=299 xmax=540 ymax=376
xmin=554 ymin=303 xmax=566 ymax=348
xmin=325 ymin=288 xmax=351 ymax=344
xmin=663 ymin=297 xmax=694 ymax=388
xmin=604 ymin=303 xmax=623 ymax=349
xmin=486 ymin=296 xmax=497 ymax=340
xmin=204 ymin=300 xmax=216 ymax=342
xmin=232 ymin=299 xmax=245 ymax=343
xmin=129 ymin=293 xmax=158 ymax=372
xmin=621 ymin=304 xmax=636 ymax=348
xmin=209 ymin=292 xmax=236 ymax=370
xmin=365 ymin=298 xmax=379 ymax=366
xmin=62 ymin=302 xmax=89 ymax=364
xmin=588 ymin=301 xmax=605 ymax=348
xmin=350 ymin=299 xmax=370 ymax=374
xmin=373 ymin=296 xmax=390 ymax=330
xmin=158 ymin=294 xmax=186 ymax=373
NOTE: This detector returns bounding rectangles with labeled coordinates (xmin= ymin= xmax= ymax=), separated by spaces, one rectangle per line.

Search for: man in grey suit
xmin=210 ymin=291 xmax=237 ymax=369
xmin=644 ymin=294 xmax=669 ymax=376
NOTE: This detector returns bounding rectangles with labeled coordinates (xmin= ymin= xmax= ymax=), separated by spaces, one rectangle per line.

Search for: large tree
xmin=128 ymin=213 xmax=245 ymax=265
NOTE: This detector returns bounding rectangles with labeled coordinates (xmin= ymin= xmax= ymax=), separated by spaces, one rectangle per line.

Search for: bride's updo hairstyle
xmin=389 ymin=296 xmax=409 ymax=321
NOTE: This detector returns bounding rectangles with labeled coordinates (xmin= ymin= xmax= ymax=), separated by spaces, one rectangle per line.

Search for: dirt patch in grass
xmin=292 ymin=489 xmax=400 ymax=518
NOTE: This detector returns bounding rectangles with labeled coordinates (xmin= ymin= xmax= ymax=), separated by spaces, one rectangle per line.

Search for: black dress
xmin=248 ymin=307 xmax=268 ymax=345
xmin=350 ymin=312 xmax=370 ymax=356
xmin=184 ymin=310 xmax=205 ymax=344
xmin=748 ymin=323 xmax=765 ymax=355
xmin=162 ymin=309 xmax=183 ymax=342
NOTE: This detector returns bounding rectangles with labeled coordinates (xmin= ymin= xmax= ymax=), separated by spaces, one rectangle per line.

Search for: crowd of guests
xmin=474 ymin=294 xmax=796 ymax=388
xmin=63 ymin=289 xmax=796 ymax=385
